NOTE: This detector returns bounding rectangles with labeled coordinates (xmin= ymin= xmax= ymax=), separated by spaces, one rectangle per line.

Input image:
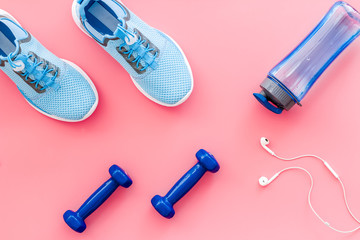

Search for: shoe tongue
xmin=0 ymin=18 xmax=27 ymax=39
xmin=14 ymin=52 xmax=57 ymax=80
xmin=28 ymin=53 xmax=46 ymax=68
xmin=113 ymin=24 xmax=138 ymax=45
xmin=0 ymin=18 xmax=28 ymax=58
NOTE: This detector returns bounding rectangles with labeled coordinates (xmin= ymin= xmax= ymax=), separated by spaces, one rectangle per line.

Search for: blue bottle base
xmin=254 ymin=77 xmax=300 ymax=114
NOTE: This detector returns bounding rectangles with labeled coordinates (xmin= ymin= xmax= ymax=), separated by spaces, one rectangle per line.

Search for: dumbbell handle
xmin=165 ymin=163 xmax=206 ymax=205
xmin=77 ymin=178 xmax=119 ymax=219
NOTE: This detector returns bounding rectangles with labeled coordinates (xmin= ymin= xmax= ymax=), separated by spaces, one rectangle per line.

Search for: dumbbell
xmin=63 ymin=165 xmax=132 ymax=233
xmin=151 ymin=149 xmax=219 ymax=219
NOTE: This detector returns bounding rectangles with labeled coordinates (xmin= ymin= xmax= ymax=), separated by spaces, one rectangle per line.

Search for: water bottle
xmin=254 ymin=1 xmax=360 ymax=114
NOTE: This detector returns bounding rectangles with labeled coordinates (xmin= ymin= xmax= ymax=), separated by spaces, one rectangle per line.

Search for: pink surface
xmin=1 ymin=0 xmax=360 ymax=239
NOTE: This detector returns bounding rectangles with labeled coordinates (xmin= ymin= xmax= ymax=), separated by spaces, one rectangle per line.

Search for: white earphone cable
xmin=274 ymin=154 xmax=326 ymax=162
xmin=339 ymin=178 xmax=360 ymax=226
xmin=271 ymin=153 xmax=360 ymax=233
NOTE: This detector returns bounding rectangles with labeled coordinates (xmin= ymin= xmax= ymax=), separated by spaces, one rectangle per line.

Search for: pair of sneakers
xmin=0 ymin=0 xmax=193 ymax=122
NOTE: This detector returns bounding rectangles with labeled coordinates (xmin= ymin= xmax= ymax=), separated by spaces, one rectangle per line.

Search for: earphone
xmin=260 ymin=137 xmax=275 ymax=156
xmin=260 ymin=137 xmax=339 ymax=178
xmin=259 ymin=137 xmax=360 ymax=234
xmin=258 ymin=174 xmax=279 ymax=186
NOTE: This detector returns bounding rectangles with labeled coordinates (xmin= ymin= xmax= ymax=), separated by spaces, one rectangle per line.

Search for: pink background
xmin=1 ymin=0 xmax=360 ymax=239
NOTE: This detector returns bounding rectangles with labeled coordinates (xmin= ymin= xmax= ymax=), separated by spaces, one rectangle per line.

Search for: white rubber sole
xmin=0 ymin=9 xmax=99 ymax=122
xmin=71 ymin=1 xmax=194 ymax=107
xmin=0 ymin=9 xmax=20 ymax=25
xmin=72 ymin=1 xmax=91 ymax=37
xmin=131 ymin=32 xmax=194 ymax=107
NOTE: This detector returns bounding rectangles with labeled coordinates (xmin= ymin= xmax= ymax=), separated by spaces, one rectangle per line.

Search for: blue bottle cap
xmin=253 ymin=92 xmax=283 ymax=114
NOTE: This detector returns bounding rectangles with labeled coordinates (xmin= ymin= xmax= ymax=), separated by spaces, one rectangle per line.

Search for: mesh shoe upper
xmin=0 ymin=16 xmax=98 ymax=121
xmin=75 ymin=0 xmax=193 ymax=106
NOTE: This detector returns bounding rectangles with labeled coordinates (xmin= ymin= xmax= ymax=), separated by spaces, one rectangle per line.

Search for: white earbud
xmin=260 ymin=137 xmax=275 ymax=156
xmin=258 ymin=173 xmax=279 ymax=186
xmin=258 ymin=176 xmax=269 ymax=186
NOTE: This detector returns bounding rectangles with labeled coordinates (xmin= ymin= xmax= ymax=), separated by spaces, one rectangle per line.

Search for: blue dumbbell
xmin=151 ymin=149 xmax=219 ymax=219
xmin=63 ymin=165 xmax=132 ymax=233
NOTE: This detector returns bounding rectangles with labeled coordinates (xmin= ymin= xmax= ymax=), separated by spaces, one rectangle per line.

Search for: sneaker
xmin=0 ymin=10 xmax=98 ymax=122
xmin=72 ymin=0 xmax=193 ymax=107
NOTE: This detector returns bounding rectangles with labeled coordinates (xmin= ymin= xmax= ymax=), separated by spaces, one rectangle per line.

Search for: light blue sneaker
xmin=72 ymin=0 xmax=193 ymax=107
xmin=0 ymin=10 xmax=98 ymax=122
